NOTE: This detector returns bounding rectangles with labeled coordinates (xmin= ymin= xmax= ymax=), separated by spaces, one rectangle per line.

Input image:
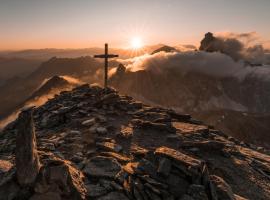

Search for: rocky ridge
xmin=0 ymin=84 xmax=270 ymax=200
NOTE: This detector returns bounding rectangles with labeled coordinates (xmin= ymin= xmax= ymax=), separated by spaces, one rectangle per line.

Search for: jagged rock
xmin=33 ymin=159 xmax=86 ymax=200
xmin=83 ymin=156 xmax=121 ymax=178
xmin=15 ymin=107 xmax=40 ymax=186
xmin=1 ymin=84 xmax=269 ymax=200
xmin=210 ymin=175 xmax=236 ymax=200
xmin=199 ymin=32 xmax=216 ymax=52
xmin=155 ymin=147 xmax=203 ymax=176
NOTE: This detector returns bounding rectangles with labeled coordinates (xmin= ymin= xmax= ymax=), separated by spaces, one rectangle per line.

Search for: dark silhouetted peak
xmin=199 ymin=32 xmax=216 ymax=52
xmin=31 ymin=56 xmax=99 ymax=80
xmin=116 ymin=63 xmax=126 ymax=76
xmin=29 ymin=75 xmax=70 ymax=99
xmin=151 ymin=45 xmax=178 ymax=55
xmin=199 ymin=32 xmax=244 ymax=61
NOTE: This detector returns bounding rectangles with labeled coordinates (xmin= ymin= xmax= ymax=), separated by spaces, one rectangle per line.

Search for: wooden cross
xmin=94 ymin=43 xmax=118 ymax=88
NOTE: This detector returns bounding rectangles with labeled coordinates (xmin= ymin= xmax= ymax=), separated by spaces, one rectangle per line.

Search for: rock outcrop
xmin=15 ymin=107 xmax=40 ymax=186
xmin=0 ymin=84 xmax=269 ymax=199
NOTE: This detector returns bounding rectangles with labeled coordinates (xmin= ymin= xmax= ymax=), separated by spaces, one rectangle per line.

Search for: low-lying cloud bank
xmin=119 ymin=51 xmax=270 ymax=81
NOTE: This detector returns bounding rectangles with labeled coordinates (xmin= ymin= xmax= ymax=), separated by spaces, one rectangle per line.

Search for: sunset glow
xmin=1 ymin=0 xmax=270 ymax=50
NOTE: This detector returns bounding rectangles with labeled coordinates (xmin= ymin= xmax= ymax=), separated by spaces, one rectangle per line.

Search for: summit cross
xmin=94 ymin=43 xmax=119 ymax=88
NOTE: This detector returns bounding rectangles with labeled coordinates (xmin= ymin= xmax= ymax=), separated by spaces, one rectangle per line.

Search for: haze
xmin=1 ymin=0 xmax=270 ymax=50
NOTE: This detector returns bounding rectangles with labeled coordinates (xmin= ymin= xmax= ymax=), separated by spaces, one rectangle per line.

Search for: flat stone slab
xmin=96 ymin=142 xmax=123 ymax=153
xmin=83 ymin=156 xmax=121 ymax=178
xmin=99 ymin=152 xmax=131 ymax=163
xmin=172 ymin=122 xmax=208 ymax=134
xmin=155 ymin=147 xmax=203 ymax=172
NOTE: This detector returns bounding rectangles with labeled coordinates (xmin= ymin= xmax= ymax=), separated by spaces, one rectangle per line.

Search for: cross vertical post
xmin=94 ymin=43 xmax=119 ymax=88
xmin=104 ymin=43 xmax=108 ymax=88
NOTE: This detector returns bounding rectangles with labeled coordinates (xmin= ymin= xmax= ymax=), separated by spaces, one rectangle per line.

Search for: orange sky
xmin=1 ymin=0 xmax=270 ymax=50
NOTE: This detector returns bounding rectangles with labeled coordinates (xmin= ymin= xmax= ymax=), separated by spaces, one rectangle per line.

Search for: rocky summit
xmin=0 ymin=84 xmax=270 ymax=200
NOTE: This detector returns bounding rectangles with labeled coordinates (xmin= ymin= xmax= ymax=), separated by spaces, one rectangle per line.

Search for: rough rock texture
xmin=0 ymin=84 xmax=269 ymax=199
xmin=33 ymin=159 xmax=86 ymax=200
xmin=15 ymin=107 xmax=40 ymax=186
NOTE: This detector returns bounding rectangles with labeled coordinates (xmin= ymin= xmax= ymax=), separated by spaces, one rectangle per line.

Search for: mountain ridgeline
xmin=0 ymin=38 xmax=270 ymax=149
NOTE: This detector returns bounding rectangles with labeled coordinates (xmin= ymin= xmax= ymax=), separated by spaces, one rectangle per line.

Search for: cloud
xmin=216 ymin=31 xmax=259 ymax=44
xmin=119 ymin=51 xmax=270 ymax=81
xmin=199 ymin=32 xmax=268 ymax=63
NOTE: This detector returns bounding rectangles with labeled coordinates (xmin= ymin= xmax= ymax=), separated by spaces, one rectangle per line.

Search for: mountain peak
xmin=151 ymin=45 xmax=178 ymax=55
xmin=0 ymin=85 xmax=269 ymax=199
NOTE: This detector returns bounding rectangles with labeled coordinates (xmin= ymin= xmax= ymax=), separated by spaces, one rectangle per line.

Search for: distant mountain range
xmin=0 ymin=45 xmax=270 ymax=149
xmin=0 ymin=44 xmax=167 ymax=60
xmin=0 ymin=56 xmax=102 ymax=121
xmin=0 ymin=57 xmax=42 ymax=81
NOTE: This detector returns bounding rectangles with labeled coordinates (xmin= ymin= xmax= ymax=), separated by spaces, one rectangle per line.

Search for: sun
xmin=130 ymin=37 xmax=143 ymax=49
